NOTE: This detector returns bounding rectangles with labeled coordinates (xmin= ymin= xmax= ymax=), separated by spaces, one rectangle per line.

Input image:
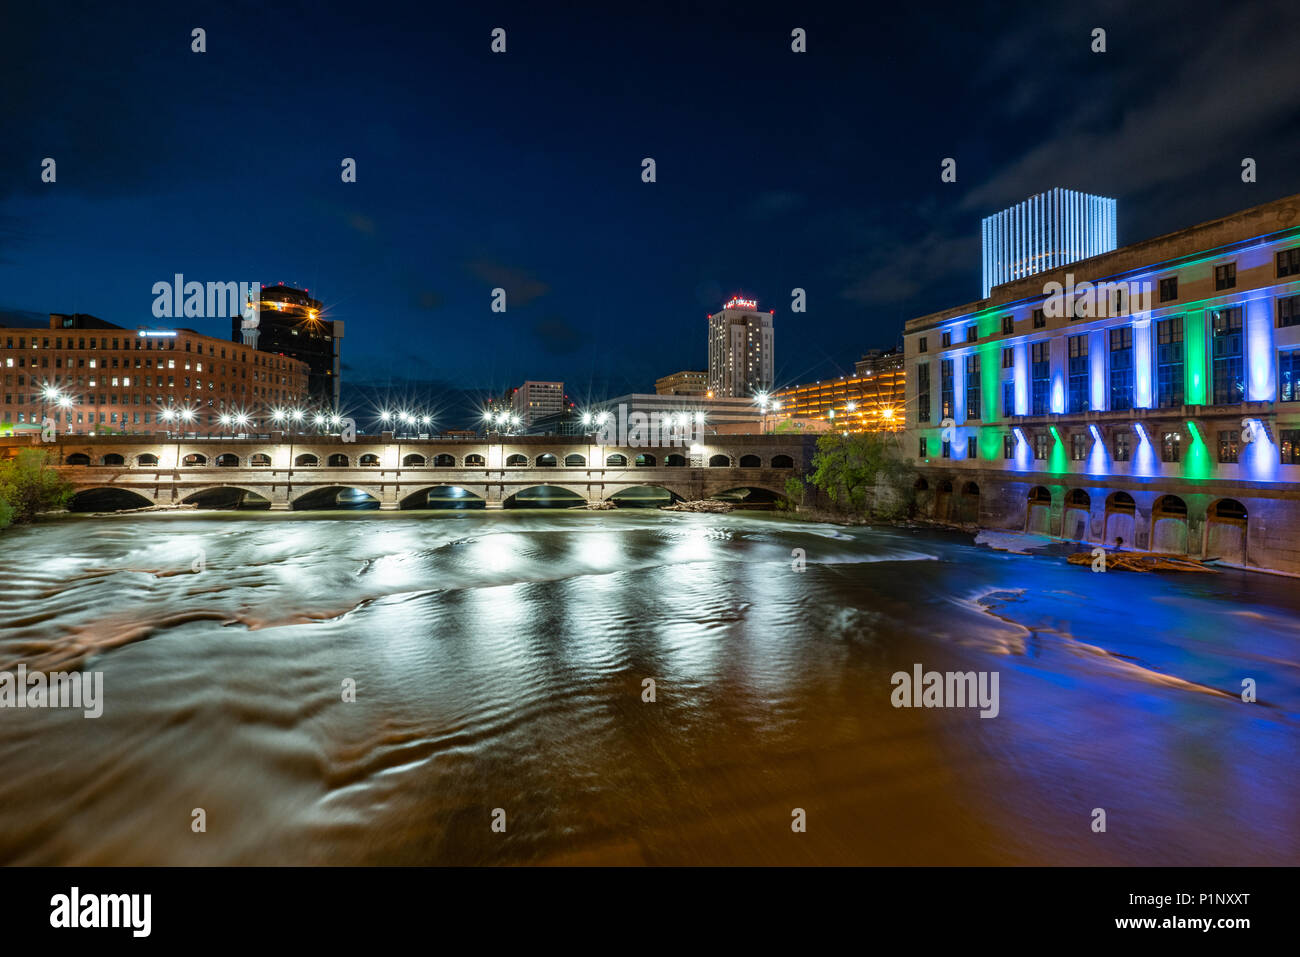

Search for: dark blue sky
xmin=3 ymin=0 xmax=1299 ymax=425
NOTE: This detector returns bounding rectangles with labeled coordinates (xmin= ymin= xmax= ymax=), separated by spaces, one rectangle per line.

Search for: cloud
xmin=532 ymin=315 xmax=582 ymax=355
xmin=465 ymin=258 xmax=548 ymax=306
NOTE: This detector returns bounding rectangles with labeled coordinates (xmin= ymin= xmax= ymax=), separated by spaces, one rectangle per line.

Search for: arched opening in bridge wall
xmin=432 ymin=454 xmax=455 ymax=467
xmin=359 ymin=454 xmax=380 ymax=467
xmin=69 ymin=487 xmax=154 ymax=512
xmin=250 ymin=453 xmax=272 ymax=467
xmin=136 ymin=453 xmax=159 ymax=467
xmin=400 ymin=485 xmax=486 ymax=510
xmin=708 ymin=454 xmax=731 ymax=467
xmin=1151 ymin=494 xmax=1189 ymax=554
xmin=1063 ymin=488 xmax=1091 ymax=541
xmin=328 ymin=453 xmax=349 ymax=467
xmin=664 ymin=453 xmax=686 ymax=467
xmin=464 ymin=454 xmax=486 ymax=468
xmin=739 ymin=454 xmax=761 ymax=468
xmin=771 ymin=454 xmax=795 ymax=469
xmin=953 ymin=481 xmax=980 ymax=525
xmin=1104 ymin=491 xmax=1136 ymax=547
xmin=606 ymin=453 xmax=628 ymax=467
xmin=565 ymin=453 xmax=586 ymax=467
xmin=712 ymin=486 xmax=784 ymax=509
xmin=536 ymin=453 xmax=557 ymax=467
xmin=635 ymin=453 xmax=656 ymax=467
xmin=291 ymin=486 xmax=380 ymax=510
xmin=503 ymin=485 xmax=586 ymax=509
xmin=1026 ymin=485 xmax=1053 ymax=534
xmin=506 ymin=454 xmax=528 ymax=467
xmin=215 ymin=453 xmax=240 ymax=467
xmin=101 ymin=453 xmax=125 ymax=466
xmin=933 ymin=479 xmax=953 ymax=521
xmin=182 ymin=487 xmax=271 ymax=510
xmin=182 ymin=453 xmax=207 ymax=467
xmin=66 ymin=453 xmax=91 ymax=466
xmin=1206 ymin=498 xmax=1248 ymax=564
xmin=403 ymin=453 xmax=427 ymax=467
xmin=608 ymin=485 xmax=681 ymax=508
xmin=295 ymin=454 xmax=319 ymax=467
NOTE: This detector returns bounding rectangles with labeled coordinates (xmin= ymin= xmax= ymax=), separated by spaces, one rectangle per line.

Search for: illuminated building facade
xmin=511 ymin=380 xmax=566 ymax=427
xmin=707 ymin=296 xmax=774 ymax=398
xmin=774 ymin=350 xmax=905 ymax=432
xmin=905 ymin=192 xmax=1300 ymax=571
xmin=1 ymin=313 xmax=309 ymax=435
xmin=982 ymin=188 xmax=1117 ymax=298
xmin=232 ymin=284 xmax=342 ymax=408
xmin=655 ymin=370 xmax=708 ymax=396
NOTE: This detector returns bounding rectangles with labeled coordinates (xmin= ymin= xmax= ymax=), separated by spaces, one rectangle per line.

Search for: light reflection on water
xmin=0 ymin=510 xmax=1296 ymax=865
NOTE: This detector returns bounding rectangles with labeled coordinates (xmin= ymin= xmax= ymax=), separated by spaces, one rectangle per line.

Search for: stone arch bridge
xmin=20 ymin=433 xmax=814 ymax=510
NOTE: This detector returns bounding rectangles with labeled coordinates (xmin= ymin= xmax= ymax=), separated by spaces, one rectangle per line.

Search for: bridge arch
xmin=290 ymin=485 xmax=381 ymax=510
xmin=565 ymin=453 xmax=586 ymax=467
xmin=536 ymin=453 xmax=558 ymax=467
xmin=708 ymin=454 xmax=731 ymax=467
xmin=432 ymin=453 xmax=455 ymax=467
xmin=136 ymin=453 xmax=160 ymax=467
xmin=738 ymin=454 xmax=761 ymax=468
xmin=182 ymin=452 xmax=208 ymax=467
xmin=607 ymin=484 xmax=684 ymax=507
xmin=215 ymin=453 xmax=240 ymax=467
xmin=295 ymin=453 xmax=319 ymax=467
xmin=399 ymin=484 xmax=486 ymax=509
xmin=69 ymin=486 xmax=154 ymax=512
xmin=359 ymin=453 xmax=381 ymax=467
xmin=771 ymin=454 xmax=795 ymax=469
xmin=181 ymin=485 xmax=272 ymax=509
xmin=101 ymin=453 xmax=125 ymax=466
xmin=664 ymin=453 xmax=686 ymax=467
xmin=503 ymin=484 xmax=588 ymax=508
xmin=403 ymin=453 xmax=427 ymax=467
xmin=327 ymin=453 xmax=350 ymax=467
xmin=605 ymin=453 xmax=627 ymax=467
xmin=250 ymin=453 xmax=272 ymax=467
xmin=66 ymin=453 xmax=91 ymax=466
xmin=464 ymin=453 xmax=486 ymax=468
xmin=505 ymin=453 xmax=528 ymax=467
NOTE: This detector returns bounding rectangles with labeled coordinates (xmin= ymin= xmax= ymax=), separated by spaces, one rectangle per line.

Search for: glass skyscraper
xmin=981 ymin=188 xmax=1117 ymax=298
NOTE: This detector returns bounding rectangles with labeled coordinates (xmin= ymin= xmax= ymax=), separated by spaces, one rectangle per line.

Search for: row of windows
xmin=2 ymin=335 xmax=300 ymax=367
xmin=3 ymin=354 xmax=302 ymax=384
xmin=58 ymin=451 xmax=802 ymax=469
xmin=924 ymin=429 xmax=1300 ymax=466
xmin=915 ymin=265 xmax=1300 ymax=354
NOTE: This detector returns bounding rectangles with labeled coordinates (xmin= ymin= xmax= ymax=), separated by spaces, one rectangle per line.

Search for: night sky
xmin=3 ymin=0 xmax=1299 ymax=426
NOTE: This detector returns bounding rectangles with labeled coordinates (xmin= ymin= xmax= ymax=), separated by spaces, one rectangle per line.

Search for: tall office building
xmin=981 ymin=188 xmax=1117 ymax=298
xmin=511 ymin=380 xmax=566 ymax=427
xmin=707 ymin=296 xmax=774 ymax=398
xmin=231 ymin=284 xmax=342 ymax=408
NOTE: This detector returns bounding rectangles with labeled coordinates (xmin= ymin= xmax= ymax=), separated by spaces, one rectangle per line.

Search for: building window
xmin=1003 ymin=433 xmax=1016 ymax=459
xmin=1161 ymin=431 xmax=1181 ymax=463
xmin=1211 ymin=306 xmax=1244 ymax=405
xmin=1156 ymin=316 xmax=1184 ymax=408
xmin=918 ymin=336 xmax=928 ymax=353
xmin=966 ymin=325 xmax=977 ymax=343
xmin=1280 ymin=350 xmax=1300 ymax=402
xmin=941 ymin=331 xmax=952 ymax=348
xmin=1159 ymin=276 xmax=1178 ymax=302
xmin=1001 ymin=315 xmax=1013 ymax=335
xmin=1001 ymin=347 xmax=1014 ymax=369
xmin=1034 ymin=433 xmax=1048 ymax=460
xmin=1114 ymin=431 xmax=1131 ymax=462
xmin=1218 ymin=430 xmax=1239 ymax=464
xmin=919 ymin=437 xmax=928 ymax=458
xmin=1277 ymin=248 xmax=1300 ymax=278
xmin=940 ymin=359 xmax=954 ymax=419
xmin=965 ymin=354 xmax=981 ymax=419
xmin=1214 ymin=263 xmax=1236 ymax=290
xmin=1071 ymin=433 xmax=1087 ymax=461
xmin=1068 ymin=335 xmax=1089 ymax=413
xmin=1281 ymin=430 xmax=1300 ymax=464
xmin=1278 ymin=294 xmax=1300 ymax=328
xmin=967 ymin=436 xmax=977 ymax=458
xmin=1031 ymin=341 xmax=1050 ymax=415
xmin=1002 ymin=380 xmax=1015 ymax=417
xmin=942 ymin=439 xmax=951 ymax=458
xmin=1032 ymin=308 xmax=1045 ymax=328
xmin=1109 ymin=327 xmax=1133 ymax=411
xmin=916 ymin=362 xmax=931 ymax=423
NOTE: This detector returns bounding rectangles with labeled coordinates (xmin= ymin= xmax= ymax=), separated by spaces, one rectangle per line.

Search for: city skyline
xmin=3 ymin=1 xmax=1298 ymax=409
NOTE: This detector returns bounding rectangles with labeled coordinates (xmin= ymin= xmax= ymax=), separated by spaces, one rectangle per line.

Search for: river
xmin=0 ymin=511 xmax=1295 ymax=864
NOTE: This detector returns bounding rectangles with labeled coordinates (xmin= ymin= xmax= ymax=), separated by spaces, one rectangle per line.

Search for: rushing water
xmin=0 ymin=511 xmax=1296 ymax=865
